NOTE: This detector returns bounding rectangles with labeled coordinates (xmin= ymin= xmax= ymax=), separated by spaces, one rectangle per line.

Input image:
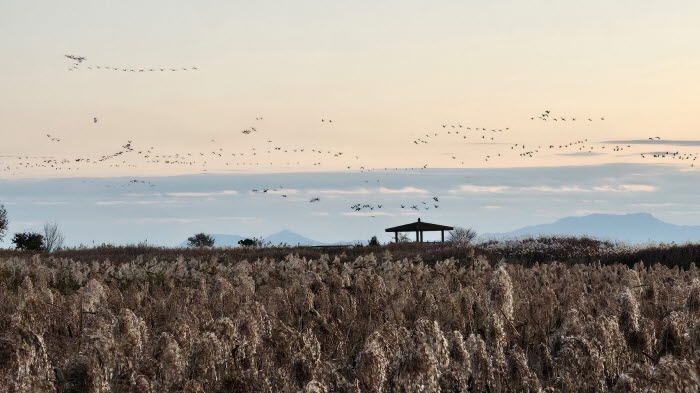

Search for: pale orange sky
xmin=2 ymin=0 xmax=700 ymax=178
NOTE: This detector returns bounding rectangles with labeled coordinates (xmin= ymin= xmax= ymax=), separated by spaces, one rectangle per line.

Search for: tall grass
xmin=0 ymin=242 xmax=699 ymax=392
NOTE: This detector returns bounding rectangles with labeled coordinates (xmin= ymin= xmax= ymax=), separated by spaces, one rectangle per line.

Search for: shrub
xmin=238 ymin=238 xmax=263 ymax=248
xmin=187 ymin=233 xmax=215 ymax=248
xmin=12 ymin=232 xmax=44 ymax=251
xmin=368 ymin=236 xmax=380 ymax=246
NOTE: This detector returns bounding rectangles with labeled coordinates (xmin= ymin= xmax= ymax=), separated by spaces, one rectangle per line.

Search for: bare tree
xmin=396 ymin=233 xmax=412 ymax=243
xmin=43 ymin=222 xmax=65 ymax=252
xmin=448 ymin=227 xmax=477 ymax=245
xmin=0 ymin=204 xmax=7 ymax=242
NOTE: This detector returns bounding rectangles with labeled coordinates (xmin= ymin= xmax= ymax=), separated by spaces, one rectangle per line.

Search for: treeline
xmin=1 ymin=235 xmax=699 ymax=270
xmin=0 ymin=203 xmax=65 ymax=252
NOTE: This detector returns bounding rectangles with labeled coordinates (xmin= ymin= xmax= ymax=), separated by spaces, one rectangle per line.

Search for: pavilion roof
xmin=385 ymin=219 xmax=454 ymax=233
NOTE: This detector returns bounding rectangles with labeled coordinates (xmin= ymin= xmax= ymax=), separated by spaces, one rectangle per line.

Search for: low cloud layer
xmin=165 ymin=190 xmax=238 ymax=197
xmin=378 ymin=186 xmax=428 ymax=194
xmin=603 ymin=140 xmax=700 ymax=146
xmin=451 ymin=183 xmax=657 ymax=194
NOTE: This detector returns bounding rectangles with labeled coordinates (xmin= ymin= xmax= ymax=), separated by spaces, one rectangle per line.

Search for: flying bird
xmin=65 ymin=54 xmax=86 ymax=63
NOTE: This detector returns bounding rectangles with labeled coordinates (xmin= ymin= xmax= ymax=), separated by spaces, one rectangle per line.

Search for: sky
xmin=1 ymin=164 xmax=699 ymax=246
xmin=1 ymin=1 xmax=700 ymax=245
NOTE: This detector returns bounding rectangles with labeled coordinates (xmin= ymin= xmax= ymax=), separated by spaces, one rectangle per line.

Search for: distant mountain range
xmin=178 ymin=229 xmax=362 ymax=247
xmin=485 ymin=213 xmax=700 ymax=244
xmin=181 ymin=213 xmax=700 ymax=247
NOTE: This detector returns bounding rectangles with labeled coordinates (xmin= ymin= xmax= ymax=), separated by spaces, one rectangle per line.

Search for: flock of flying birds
xmin=2 ymin=54 xmax=698 ymax=220
xmin=531 ymin=110 xmax=605 ymax=122
xmin=65 ymin=54 xmax=197 ymax=72
xmin=351 ymin=196 xmax=441 ymax=213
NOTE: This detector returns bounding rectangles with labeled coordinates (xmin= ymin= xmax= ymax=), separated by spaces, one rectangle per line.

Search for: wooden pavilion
xmin=385 ymin=218 xmax=454 ymax=243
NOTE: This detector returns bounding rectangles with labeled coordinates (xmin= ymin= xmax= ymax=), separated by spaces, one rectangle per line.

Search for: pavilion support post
xmin=395 ymin=232 xmax=398 ymax=243
xmin=441 ymin=230 xmax=444 ymax=242
xmin=420 ymin=231 xmax=424 ymax=243
xmin=416 ymin=231 xmax=419 ymax=242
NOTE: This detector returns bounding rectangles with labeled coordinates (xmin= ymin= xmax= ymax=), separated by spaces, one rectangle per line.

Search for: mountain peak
xmin=264 ymin=230 xmax=324 ymax=246
xmin=558 ymin=212 xmax=659 ymax=223
xmin=268 ymin=229 xmax=297 ymax=236
xmin=490 ymin=212 xmax=700 ymax=244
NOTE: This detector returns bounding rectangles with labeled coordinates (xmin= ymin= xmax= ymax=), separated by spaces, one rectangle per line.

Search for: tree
xmin=0 ymin=204 xmax=7 ymax=242
xmin=187 ymin=233 xmax=215 ymax=248
xmin=448 ymin=227 xmax=478 ymax=245
xmin=396 ymin=233 xmax=411 ymax=243
xmin=238 ymin=237 xmax=263 ymax=248
xmin=12 ymin=232 xmax=44 ymax=251
xmin=43 ymin=222 xmax=65 ymax=252
xmin=368 ymin=236 xmax=380 ymax=246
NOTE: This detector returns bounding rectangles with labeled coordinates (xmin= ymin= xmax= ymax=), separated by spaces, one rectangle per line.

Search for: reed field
xmin=1 ymin=238 xmax=699 ymax=392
